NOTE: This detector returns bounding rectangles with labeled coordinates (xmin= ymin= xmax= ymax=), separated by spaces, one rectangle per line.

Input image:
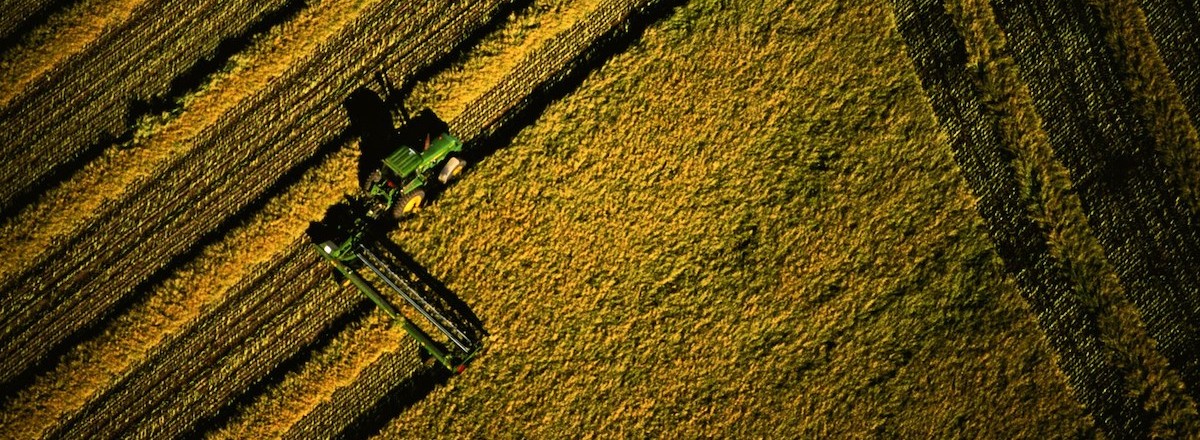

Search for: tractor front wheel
xmin=394 ymin=189 xmax=425 ymax=218
xmin=437 ymin=157 xmax=467 ymax=184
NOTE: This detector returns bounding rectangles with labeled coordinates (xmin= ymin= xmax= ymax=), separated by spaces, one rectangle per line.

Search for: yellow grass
xmin=0 ymin=145 xmax=358 ymax=439
xmin=363 ymin=0 xmax=1093 ymax=436
xmin=0 ymin=0 xmax=147 ymax=108
xmin=5 ymin=0 xmax=1188 ymax=435
xmin=0 ymin=0 xmax=376 ymax=287
xmin=947 ymin=0 xmax=1200 ymax=435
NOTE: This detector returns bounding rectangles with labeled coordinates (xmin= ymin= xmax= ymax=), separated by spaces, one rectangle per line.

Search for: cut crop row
xmin=0 ymin=0 xmax=514 ymax=388
xmin=51 ymin=244 xmax=348 ymax=438
xmin=0 ymin=0 xmax=61 ymax=42
xmin=0 ymin=0 xmax=297 ymax=213
xmin=198 ymin=0 xmax=612 ymax=434
xmin=282 ymin=349 xmax=431 ymax=439
xmin=1089 ymin=0 xmax=1200 ymax=215
xmin=1134 ymin=0 xmax=1199 ymax=122
xmin=451 ymin=0 xmax=647 ymax=140
xmin=205 ymin=311 xmax=404 ymax=439
xmin=890 ymin=0 xmax=1192 ymax=437
xmin=990 ymin=0 xmax=1200 ymax=404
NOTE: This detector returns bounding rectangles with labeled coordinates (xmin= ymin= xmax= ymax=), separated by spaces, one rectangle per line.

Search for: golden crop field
xmin=1 ymin=0 xmax=1198 ymax=437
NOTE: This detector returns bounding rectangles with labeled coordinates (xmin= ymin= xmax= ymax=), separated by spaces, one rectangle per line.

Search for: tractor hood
xmin=382 ymin=133 xmax=462 ymax=177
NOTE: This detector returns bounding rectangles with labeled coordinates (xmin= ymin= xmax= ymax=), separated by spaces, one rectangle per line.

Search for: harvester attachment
xmin=315 ymin=239 xmax=482 ymax=371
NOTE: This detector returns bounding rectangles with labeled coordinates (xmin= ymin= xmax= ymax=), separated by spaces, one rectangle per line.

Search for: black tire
xmin=363 ymin=169 xmax=383 ymax=191
xmin=393 ymin=189 xmax=425 ymax=219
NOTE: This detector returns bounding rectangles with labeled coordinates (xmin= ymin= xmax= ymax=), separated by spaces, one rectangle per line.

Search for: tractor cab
xmin=365 ymin=128 xmax=466 ymax=219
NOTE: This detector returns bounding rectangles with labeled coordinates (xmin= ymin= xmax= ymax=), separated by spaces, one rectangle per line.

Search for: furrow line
xmin=991 ymin=0 xmax=1200 ymax=402
xmin=0 ymin=0 xmax=61 ymax=42
xmin=51 ymin=244 xmax=320 ymax=438
xmin=129 ymin=257 xmax=348 ymax=439
xmin=1091 ymin=0 xmax=1200 ymax=214
xmin=1133 ymin=0 xmax=1199 ymax=122
xmin=891 ymin=0 xmax=1152 ymax=436
xmin=0 ymin=0 xmax=149 ymax=110
xmin=283 ymin=348 xmax=429 ymax=439
xmin=0 ymin=0 xmax=290 ymax=210
xmin=451 ymin=0 xmax=646 ymax=141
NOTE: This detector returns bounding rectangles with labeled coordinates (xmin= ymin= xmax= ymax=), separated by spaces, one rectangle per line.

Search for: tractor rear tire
xmin=437 ymin=157 xmax=467 ymax=184
xmin=364 ymin=169 xmax=383 ymax=191
xmin=394 ymin=189 xmax=425 ymax=219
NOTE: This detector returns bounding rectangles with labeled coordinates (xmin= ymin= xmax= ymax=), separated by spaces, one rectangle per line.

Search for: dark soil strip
xmin=50 ymin=247 xmax=313 ymax=437
xmin=1134 ymin=0 xmax=1200 ymax=122
xmin=51 ymin=246 xmax=352 ymax=438
xmin=125 ymin=264 xmax=351 ymax=439
xmin=0 ymin=0 xmax=76 ymax=50
xmin=890 ymin=0 xmax=1146 ymax=437
xmin=990 ymin=0 xmax=1200 ymax=402
xmin=184 ymin=299 xmax=376 ymax=438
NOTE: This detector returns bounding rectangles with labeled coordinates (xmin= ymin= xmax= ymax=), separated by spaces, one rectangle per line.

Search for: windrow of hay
xmin=200 ymin=0 xmax=610 ymax=433
xmin=207 ymin=313 xmax=402 ymax=439
xmin=0 ymin=0 xmax=376 ymax=289
xmin=947 ymin=0 xmax=1200 ymax=435
xmin=403 ymin=0 xmax=606 ymax=121
xmin=1087 ymin=0 xmax=1200 ymax=215
xmin=0 ymin=145 xmax=359 ymax=439
xmin=372 ymin=0 xmax=1092 ymax=436
xmin=0 ymin=0 xmax=146 ymax=109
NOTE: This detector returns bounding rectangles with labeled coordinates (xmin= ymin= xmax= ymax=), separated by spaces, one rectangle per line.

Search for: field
xmin=1 ymin=0 xmax=1198 ymax=437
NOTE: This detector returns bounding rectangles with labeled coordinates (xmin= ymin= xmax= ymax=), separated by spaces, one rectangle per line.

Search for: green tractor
xmin=364 ymin=131 xmax=467 ymax=219
xmin=309 ymin=109 xmax=482 ymax=372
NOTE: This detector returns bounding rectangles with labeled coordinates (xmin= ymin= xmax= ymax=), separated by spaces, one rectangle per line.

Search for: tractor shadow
xmin=344 ymin=88 xmax=451 ymax=190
